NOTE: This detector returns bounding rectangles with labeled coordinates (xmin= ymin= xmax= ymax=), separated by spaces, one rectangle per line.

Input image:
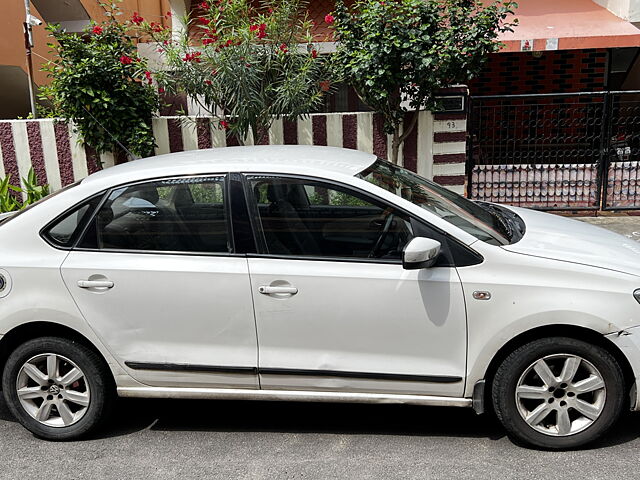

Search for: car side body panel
xmin=1 ymin=147 xmax=640 ymax=411
xmin=459 ymin=241 xmax=640 ymax=399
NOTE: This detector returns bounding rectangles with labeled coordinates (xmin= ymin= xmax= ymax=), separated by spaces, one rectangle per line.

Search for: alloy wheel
xmin=515 ymin=353 xmax=606 ymax=437
xmin=15 ymin=353 xmax=91 ymax=428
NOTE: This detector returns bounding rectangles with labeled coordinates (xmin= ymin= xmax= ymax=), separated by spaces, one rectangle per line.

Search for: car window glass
xmin=359 ymin=158 xmax=510 ymax=245
xmin=43 ymin=196 xmax=103 ymax=247
xmin=78 ymin=176 xmax=230 ymax=253
xmin=248 ymin=176 xmax=413 ymax=260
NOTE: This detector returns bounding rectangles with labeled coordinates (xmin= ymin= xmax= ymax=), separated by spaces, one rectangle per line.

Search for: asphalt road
xmin=2 ymin=397 xmax=640 ymax=480
xmin=1 ymin=215 xmax=640 ymax=480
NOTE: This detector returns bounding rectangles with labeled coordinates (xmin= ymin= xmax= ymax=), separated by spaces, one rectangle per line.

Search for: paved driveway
xmin=1 ymin=397 xmax=640 ymax=479
xmin=2 ymin=215 xmax=640 ymax=479
xmin=578 ymin=215 xmax=640 ymax=241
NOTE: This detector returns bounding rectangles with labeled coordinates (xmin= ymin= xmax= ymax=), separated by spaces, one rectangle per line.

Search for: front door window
xmin=248 ymin=176 xmax=413 ymax=260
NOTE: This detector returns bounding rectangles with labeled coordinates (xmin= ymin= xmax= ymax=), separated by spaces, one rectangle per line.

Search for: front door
xmin=60 ymin=175 xmax=259 ymax=388
xmin=245 ymin=175 xmax=467 ymax=396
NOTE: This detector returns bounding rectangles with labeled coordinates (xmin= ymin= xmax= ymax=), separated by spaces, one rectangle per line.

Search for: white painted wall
xmin=593 ymin=0 xmax=640 ymax=22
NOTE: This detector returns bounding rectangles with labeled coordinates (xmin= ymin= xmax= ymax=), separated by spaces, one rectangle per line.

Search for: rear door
xmin=245 ymin=175 xmax=468 ymax=396
xmin=59 ymin=175 xmax=259 ymax=389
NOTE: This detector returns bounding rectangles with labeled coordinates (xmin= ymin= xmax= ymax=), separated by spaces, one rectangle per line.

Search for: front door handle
xmin=258 ymin=285 xmax=298 ymax=295
xmin=77 ymin=280 xmax=114 ymax=289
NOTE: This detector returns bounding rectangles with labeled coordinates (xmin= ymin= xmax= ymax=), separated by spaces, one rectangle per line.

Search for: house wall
xmin=0 ymin=110 xmax=468 ymax=196
xmin=0 ymin=0 xmax=172 ymax=119
xmin=468 ymin=49 xmax=608 ymax=96
xmin=593 ymin=0 xmax=640 ymax=22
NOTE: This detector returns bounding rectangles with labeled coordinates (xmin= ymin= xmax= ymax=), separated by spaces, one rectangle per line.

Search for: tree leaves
xmin=138 ymin=0 xmax=339 ymax=143
xmin=39 ymin=5 xmax=160 ymax=159
xmin=0 ymin=168 xmax=49 ymax=213
xmin=332 ymin=0 xmax=517 ymax=163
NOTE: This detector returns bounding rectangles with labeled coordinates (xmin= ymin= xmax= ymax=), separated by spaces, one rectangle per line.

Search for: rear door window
xmin=43 ymin=196 xmax=103 ymax=248
xmin=78 ymin=176 xmax=230 ymax=253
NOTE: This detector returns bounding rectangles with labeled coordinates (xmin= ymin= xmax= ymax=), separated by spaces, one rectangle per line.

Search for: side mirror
xmin=402 ymin=237 xmax=441 ymax=270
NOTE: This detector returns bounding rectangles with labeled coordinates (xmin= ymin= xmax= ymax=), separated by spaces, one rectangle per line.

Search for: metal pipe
xmin=22 ymin=0 xmax=38 ymax=119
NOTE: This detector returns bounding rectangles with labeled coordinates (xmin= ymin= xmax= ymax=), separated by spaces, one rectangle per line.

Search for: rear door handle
xmin=77 ymin=280 xmax=114 ymax=289
xmin=258 ymin=285 xmax=298 ymax=295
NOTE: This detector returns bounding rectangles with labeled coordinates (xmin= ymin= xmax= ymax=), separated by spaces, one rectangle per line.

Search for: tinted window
xmin=79 ymin=176 xmax=230 ymax=253
xmin=248 ymin=176 xmax=413 ymax=260
xmin=44 ymin=196 xmax=103 ymax=247
xmin=359 ymin=158 xmax=511 ymax=245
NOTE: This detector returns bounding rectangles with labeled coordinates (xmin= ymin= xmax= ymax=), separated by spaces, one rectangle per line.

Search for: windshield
xmin=358 ymin=159 xmax=510 ymax=245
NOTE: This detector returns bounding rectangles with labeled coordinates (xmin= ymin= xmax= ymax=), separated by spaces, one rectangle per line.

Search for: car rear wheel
xmin=492 ymin=337 xmax=625 ymax=449
xmin=2 ymin=337 xmax=113 ymax=440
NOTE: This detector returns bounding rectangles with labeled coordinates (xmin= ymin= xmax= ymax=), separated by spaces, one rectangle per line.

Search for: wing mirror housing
xmin=402 ymin=237 xmax=442 ymax=270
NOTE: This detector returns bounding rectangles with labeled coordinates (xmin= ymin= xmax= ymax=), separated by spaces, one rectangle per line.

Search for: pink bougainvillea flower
xmin=324 ymin=14 xmax=335 ymax=24
xmin=132 ymin=12 xmax=144 ymax=25
xmin=119 ymin=55 xmax=133 ymax=65
xmin=92 ymin=25 xmax=103 ymax=35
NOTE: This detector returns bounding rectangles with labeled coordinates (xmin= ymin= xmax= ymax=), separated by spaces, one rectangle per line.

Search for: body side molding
xmin=125 ymin=362 xmax=462 ymax=383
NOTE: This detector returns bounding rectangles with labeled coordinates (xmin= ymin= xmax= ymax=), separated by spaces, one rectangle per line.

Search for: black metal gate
xmin=467 ymin=91 xmax=640 ymax=210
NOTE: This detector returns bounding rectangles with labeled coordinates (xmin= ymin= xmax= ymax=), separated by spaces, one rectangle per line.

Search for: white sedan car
xmin=1 ymin=146 xmax=639 ymax=449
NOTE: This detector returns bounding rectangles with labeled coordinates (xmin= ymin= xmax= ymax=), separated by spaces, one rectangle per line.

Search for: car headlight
xmin=634 ymin=289 xmax=640 ymax=304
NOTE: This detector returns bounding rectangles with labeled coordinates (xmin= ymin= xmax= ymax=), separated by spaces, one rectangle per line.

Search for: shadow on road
xmin=3 ymin=394 xmax=640 ymax=449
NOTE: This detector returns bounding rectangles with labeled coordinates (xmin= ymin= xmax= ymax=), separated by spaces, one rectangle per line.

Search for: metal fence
xmin=467 ymin=91 xmax=640 ymax=210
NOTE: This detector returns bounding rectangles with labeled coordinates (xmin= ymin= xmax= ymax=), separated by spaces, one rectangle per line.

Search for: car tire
xmin=492 ymin=336 xmax=625 ymax=450
xmin=1 ymin=336 xmax=113 ymax=441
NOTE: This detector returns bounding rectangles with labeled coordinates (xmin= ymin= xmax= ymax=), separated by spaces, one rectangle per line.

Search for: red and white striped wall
xmin=0 ymin=119 xmax=116 ymax=198
xmin=0 ymin=111 xmax=468 ymax=195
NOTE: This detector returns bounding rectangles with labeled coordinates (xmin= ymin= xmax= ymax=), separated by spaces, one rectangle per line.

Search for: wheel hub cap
xmin=16 ymin=353 xmax=91 ymax=428
xmin=515 ymin=354 xmax=606 ymax=437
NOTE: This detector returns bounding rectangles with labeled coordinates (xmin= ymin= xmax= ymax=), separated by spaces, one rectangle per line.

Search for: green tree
xmin=40 ymin=2 xmax=160 ymax=159
xmin=138 ymin=0 xmax=336 ymax=144
xmin=332 ymin=0 xmax=517 ymax=164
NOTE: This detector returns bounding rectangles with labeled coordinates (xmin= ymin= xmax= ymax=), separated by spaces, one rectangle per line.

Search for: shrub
xmin=40 ymin=1 xmax=160 ymax=159
xmin=0 ymin=168 xmax=50 ymax=213
xmin=137 ymin=0 xmax=337 ymax=144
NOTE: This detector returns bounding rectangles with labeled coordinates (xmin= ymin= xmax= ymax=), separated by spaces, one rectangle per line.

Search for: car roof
xmin=82 ymin=145 xmax=378 ymax=188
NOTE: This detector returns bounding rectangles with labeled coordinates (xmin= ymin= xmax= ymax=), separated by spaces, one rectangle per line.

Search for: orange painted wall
xmin=0 ymin=1 xmax=52 ymax=85
xmin=0 ymin=0 xmax=170 ymax=87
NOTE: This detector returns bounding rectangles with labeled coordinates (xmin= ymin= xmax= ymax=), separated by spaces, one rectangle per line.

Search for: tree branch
xmin=398 ymin=110 xmax=419 ymax=145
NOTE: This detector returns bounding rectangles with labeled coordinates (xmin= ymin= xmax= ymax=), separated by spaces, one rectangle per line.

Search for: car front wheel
xmin=492 ymin=336 xmax=625 ymax=449
xmin=2 ymin=336 xmax=113 ymax=440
